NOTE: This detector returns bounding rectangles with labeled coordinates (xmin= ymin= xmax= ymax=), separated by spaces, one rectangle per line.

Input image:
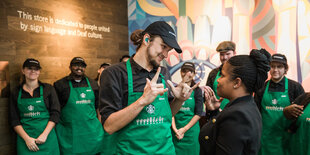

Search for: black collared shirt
xmin=53 ymin=74 xmax=99 ymax=109
xmin=254 ymin=77 xmax=305 ymax=111
xmin=9 ymin=82 xmax=60 ymax=127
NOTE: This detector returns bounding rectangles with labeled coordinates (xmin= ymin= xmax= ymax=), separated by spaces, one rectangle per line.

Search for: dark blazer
xmin=199 ymin=95 xmax=262 ymax=155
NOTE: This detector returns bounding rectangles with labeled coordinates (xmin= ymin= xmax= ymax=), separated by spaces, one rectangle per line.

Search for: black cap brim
xmin=271 ymin=59 xmax=287 ymax=65
xmin=25 ymin=64 xmax=41 ymax=69
xmin=71 ymin=62 xmax=87 ymax=67
xmin=161 ymin=36 xmax=182 ymax=53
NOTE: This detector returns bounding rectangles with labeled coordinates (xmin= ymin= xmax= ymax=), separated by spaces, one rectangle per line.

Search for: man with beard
xmin=99 ymin=21 xmax=199 ymax=154
xmin=54 ymin=57 xmax=104 ymax=154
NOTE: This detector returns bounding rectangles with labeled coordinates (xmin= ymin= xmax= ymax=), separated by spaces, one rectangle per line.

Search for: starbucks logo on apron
xmin=80 ymin=93 xmax=86 ymax=98
xmin=28 ymin=105 xmax=34 ymax=111
xmin=272 ymin=99 xmax=277 ymax=105
xmin=146 ymin=104 xmax=155 ymax=114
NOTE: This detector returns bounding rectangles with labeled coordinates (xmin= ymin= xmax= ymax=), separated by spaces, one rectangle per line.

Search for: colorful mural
xmin=128 ymin=0 xmax=310 ymax=91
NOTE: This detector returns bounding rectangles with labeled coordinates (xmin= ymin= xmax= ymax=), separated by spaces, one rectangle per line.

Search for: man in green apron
xmin=200 ymin=41 xmax=236 ymax=127
xmin=254 ymin=53 xmax=304 ymax=155
xmin=99 ymin=21 xmax=199 ymax=154
xmin=54 ymin=57 xmax=104 ymax=154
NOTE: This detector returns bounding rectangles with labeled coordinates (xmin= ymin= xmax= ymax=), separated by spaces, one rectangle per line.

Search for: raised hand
xmin=203 ymin=86 xmax=222 ymax=111
xmin=25 ymin=137 xmax=39 ymax=152
xmin=140 ymin=68 xmax=168 ymax=106
xmin=167 ymin=72 xmax=200 ymax=102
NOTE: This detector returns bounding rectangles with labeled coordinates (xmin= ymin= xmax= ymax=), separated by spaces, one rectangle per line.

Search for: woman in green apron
xmin=283 ymin=93 xmax=310 ymax=155
xmin=171 ymin=62 xmax=203 ymax=155
xmin=254 ymin=54 xmax=304 ymax=155
xmin=9 ymin=58 xmax=60 ymax=154
xmin=54 ymin=57 xmax=104 ymax=154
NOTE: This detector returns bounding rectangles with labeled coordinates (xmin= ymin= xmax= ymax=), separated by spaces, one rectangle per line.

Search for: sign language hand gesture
xmin=141 ymin=68 xmax=168 ymax=106
xmin=167 ymin=72 xmax=200 ymax=102
xmin=203 ymin=86 xmax=222 ymax=111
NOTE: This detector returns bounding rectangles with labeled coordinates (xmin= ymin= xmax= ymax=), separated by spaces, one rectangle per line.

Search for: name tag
xmin=281 ymin=95 xmax=286 ymax=98
xmin=159 ymin=97 xmax=165 ymax=101
xmin=86 ymin=89 xmax=91 ymax=92
xmin=36 ymin=100 xmax=41 ymax=103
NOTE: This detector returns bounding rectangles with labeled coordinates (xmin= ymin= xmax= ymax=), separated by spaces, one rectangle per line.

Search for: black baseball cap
xmin=143 ymin=21 xmax=182 ymax=53
xmin=271 ymin=53 xmax=287 ymax=66
xmin=181 ymin=62 xmax=195 ymax=72
xmin=70 ymin=57 xmax=87 ymax=67
xmin=23 ymin=58 xmax=41 ymax=69
xmin=216 ymin=41 xmax=236 ymax=52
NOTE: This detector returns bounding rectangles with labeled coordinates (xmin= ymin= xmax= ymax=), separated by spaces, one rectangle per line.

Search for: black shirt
xmin=53 ymin=74 xmax=99 ymax=109
xmin=192 ymin=87 xmax=204 ymax=116
xmin=100 ymin=58 xmax=177 ymax=124
xmin=9 ymin=82 xmax=60 ymax=127
xmin=254 ymin=77 xmax=305 ymax=111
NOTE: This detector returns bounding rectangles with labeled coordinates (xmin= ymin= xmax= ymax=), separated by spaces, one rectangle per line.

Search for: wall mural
xmin=128 ymin=0 xmax=310 ymax=91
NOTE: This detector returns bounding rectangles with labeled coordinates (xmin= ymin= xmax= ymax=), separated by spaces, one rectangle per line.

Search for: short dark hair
xmin=119 ymin=55 xmax=130 ymax=62
xmin=227 ymin=49 xmax=271 ymax=93
xmin=100 ymin=63 xmax=111 ymax=68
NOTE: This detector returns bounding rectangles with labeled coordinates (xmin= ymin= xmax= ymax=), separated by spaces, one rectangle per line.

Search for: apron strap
xmin=39 ymin=85 xmax=43 ymax=98
xmin=126 ymin=60 xmax=134 ymax=93
xmin=284 ymin=77 xmax=288 ymax=92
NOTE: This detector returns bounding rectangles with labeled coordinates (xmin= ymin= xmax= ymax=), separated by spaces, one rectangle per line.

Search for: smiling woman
xmin=9 ymin=58 xmax=60 ymax=154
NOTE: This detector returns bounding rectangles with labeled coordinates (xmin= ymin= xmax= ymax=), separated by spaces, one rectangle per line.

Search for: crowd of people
xmin=9 ymin=21 xmax=309 ymax=155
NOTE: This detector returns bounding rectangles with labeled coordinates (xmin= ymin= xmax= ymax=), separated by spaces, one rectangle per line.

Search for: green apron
xmin=259 ymin=77 xmax=291 ymax=155
xmin=213 ymin=71 xmax=230 ymax=110
xmin=17 ymin=86 xmax=59 ymax=155
xmin=56 ymin=78 xmax=104 ymax=154
xmin=101 ymin=127 xmax=118 ymax=155
xmin=288 ymin=103 xmax=310 ymax=155
xmin=113 ymin=60 xmax=175 ymax=154
xmin=172 ymin=91 xmax=200 ymax=155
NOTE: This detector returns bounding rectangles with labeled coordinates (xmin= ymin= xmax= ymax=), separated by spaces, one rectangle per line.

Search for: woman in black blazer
xmin=199 ymin=49 xmax=271 ymax=155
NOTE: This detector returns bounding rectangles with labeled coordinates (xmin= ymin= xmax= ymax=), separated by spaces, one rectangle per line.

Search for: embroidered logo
xmin=146 ymin=104 xmax=155 ymax=114
xmin=159 ymin=97 xmax=165 ymax=101
xmin=28 ymin=105 xmax=34 ymax=111
xmin=80 ymin=93 xmax=86 ymax=98
xmin=272 ymin=99 xmax=277 ymax=105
